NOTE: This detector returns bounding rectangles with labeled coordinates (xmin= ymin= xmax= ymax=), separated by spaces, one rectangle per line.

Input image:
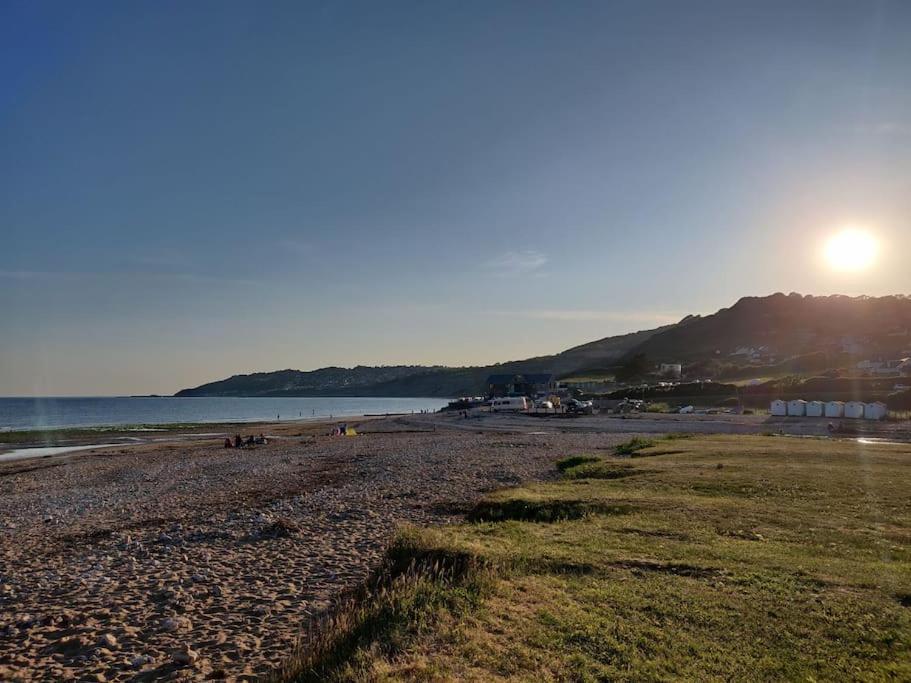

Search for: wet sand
xmin=0 ymin=418 xmax=389 ymax=460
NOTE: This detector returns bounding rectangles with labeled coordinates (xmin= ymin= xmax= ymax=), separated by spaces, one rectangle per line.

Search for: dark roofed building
xmin=486 ymin=373 xmax=555 ymax=397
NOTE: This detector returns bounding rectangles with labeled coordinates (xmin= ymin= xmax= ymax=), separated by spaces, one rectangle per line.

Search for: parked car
xmin=616 ymin=399 xmax=644 ymax=414
xmin=566 ymin=399 xmax=594 ymax=414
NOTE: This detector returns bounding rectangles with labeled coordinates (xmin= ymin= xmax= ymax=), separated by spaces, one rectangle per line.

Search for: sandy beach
xmin=2 ymin=411 xmax=908 ymax=681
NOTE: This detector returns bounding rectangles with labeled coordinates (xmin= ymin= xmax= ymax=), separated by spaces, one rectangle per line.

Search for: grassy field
xmin=280 ymin=435 xmax=911 ymax=682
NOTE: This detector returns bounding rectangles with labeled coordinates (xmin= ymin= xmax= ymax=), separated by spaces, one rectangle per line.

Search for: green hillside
xmin=175 ymin=294 xmax=911 ymax=397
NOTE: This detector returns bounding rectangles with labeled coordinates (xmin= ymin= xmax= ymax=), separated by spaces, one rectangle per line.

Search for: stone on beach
xmin=171 ymin=644 xmax=199 ymax=666
xmin=160 ymin=616 xmax=193 ymax=633
xmin=98 ymin=633 xmax=118 ymax=649
xmin=130 ymin=653 xmax=153 ymax=668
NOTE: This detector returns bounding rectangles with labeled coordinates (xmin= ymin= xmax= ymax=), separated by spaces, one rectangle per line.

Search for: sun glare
xmin=824 ymin=228 xmax=878 ymax=272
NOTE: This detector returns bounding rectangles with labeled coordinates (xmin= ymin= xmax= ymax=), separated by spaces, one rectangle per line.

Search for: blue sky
xmin=1 ymin=0 xmax=909 ymax=395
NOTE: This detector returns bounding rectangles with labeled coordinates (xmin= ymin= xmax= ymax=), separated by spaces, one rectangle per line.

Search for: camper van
xmin=490 ymin=397 xmax=528 ymax=412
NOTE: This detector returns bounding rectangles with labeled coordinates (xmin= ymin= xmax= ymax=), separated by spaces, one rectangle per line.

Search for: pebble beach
xmin=0 ymin=416 xmax=625 ymax=681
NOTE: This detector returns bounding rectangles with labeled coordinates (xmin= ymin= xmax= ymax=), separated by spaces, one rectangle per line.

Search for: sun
xmin=824 ymin=228 xmax=878 ymax=272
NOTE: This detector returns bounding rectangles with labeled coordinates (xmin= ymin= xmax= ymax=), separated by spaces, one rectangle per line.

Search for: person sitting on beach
xmin=245 ymin=435 xmax=255 ymax=447
xmin=224 ymin=437 xmax=232 ymax=449
xmin=234 ymin=434 xmax=243 ymax=448
xmin=255 ymin=433 xmax=268 ymax=445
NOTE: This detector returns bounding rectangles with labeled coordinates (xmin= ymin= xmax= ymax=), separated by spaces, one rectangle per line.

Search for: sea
xmin=0 ymin=396 xmax=451 ymax=431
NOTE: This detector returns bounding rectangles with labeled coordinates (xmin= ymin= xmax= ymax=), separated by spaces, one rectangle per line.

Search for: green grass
xmin=280 ymin=435 xmax=911 ymax=682
xmin=644 ymin=401 xmax=671 ymax=413
xmin=555 ymin=455 xmax=600 ymax=472
xmin=274 ymin=536 xmax=493 ymax=682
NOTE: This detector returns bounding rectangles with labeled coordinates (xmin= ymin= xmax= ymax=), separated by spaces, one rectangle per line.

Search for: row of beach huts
xmin=770 ymin=399 xmax=888 ymax=420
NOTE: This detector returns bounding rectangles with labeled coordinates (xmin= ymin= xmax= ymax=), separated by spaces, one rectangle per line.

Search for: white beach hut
xmin=770 ymin=399 xmax=787 ymax=417
xmin=864 ymin=402 xmax=888 ymax=421
xmin=787 ymin=399 xmax=807 ymax=417
xmin=806 ymin=400 xmax=825 ymax=417
xmin=825 ymin=401 xmax=845 ymax=418
xmin=844 ymin=401 xmax=865 ymax=419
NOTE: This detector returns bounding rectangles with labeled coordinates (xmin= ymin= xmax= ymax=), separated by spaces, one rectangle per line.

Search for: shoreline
xmin=0 ymin=415 xmax=394 ymax=457
xmin=5 ymin=410 xmax=910 ymax=463
xmin=0 ymin=396 xmax=450 ymax=437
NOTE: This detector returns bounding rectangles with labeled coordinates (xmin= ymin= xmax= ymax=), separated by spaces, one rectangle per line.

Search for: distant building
xmin=864 ymin=402 xmax=888 ymax=420
xmin=856 ymin=358 xmax=911 ymax=377
xmin=856 ymin=359 xmax=883 ymax=373
xmin=787 ymin=399 xmax=807 ymax=416
xmin=486 ymin=373 xmax=555 ymax=398
xmin=825 ymin=401 xmax=845 ymax=418
xmin=729 ymin=346 xmax=775 ymax=363
xmin=806 ymin=400 xmax=825 ymax=417
xmin=770 ymin=399 xmax=787 ymax=416
xmin=844 ymin=401 xmax=865 ymax=419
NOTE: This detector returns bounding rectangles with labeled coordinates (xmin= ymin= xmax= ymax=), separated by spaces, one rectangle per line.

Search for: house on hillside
xmin=730 ymin=346 xmax=775 ymax=363
xmin=856 ymin=358 xmax=911 ymax=377
xmin=486 ymin=373 xmax=555 ymax=398
xmin=856 ymin=359 xmax=884 ymax=374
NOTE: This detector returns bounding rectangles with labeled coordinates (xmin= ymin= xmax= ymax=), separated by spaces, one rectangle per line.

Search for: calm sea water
xmin=0 ymin=396 xmax=450 ymax=431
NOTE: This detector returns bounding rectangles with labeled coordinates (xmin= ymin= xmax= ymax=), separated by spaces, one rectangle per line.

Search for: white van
xmin=490 ymin=397 xmax=528 ymax=412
